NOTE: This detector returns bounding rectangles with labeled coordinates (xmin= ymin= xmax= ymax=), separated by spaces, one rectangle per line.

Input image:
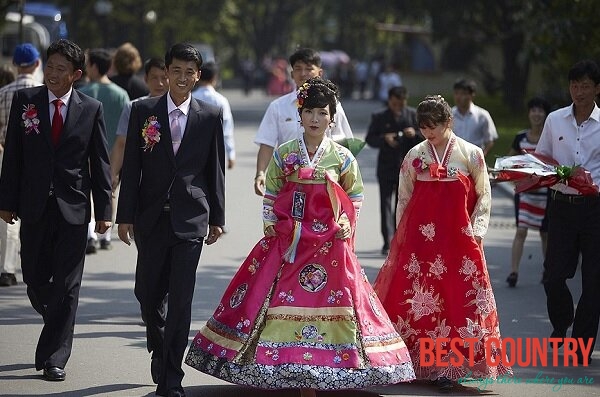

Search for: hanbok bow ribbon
xmin=429 ymin=163 xmax=447 ymax=179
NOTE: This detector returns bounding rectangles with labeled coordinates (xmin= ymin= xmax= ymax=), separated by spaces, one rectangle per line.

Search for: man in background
xmin=193 ymin=62 xmax=235 ymax=169
xmin=365 ymin=86 xmax=421 ymax=255
xmin=80 ymin=48 xmax=130 ymax=253
xmin=451 ymin=78 xmax=498 ymax=156
xmin=253 ymin=48 xmax=353 ymax=196
xmin=0 ymin=43 xmax=43 ymax=286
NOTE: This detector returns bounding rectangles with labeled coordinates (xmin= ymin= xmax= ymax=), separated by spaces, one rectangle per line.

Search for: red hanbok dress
xmin=374 ymin=135 xmax=512 ymax=380
xmin=185 ymin=138 xmax=415 ymax=389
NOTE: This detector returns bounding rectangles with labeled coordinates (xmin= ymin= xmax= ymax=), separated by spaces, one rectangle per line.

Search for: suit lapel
xmin=176 ymin=98 xmax=202 ymax=159
xmin=155 ymin=95 xmax=175 ymax=164
xmin=31 ymin=88 xmax=52 ymax=148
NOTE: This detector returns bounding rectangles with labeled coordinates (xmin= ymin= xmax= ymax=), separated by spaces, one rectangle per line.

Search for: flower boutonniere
xmin=412 ymin=152 xmax=429 ymax=173
xmin=22 ymin=104 xmax=40 ymax=135
xmin=282 ymin=151 xmax=303 ymax=176
xmin=141 ymin=116 xmax=161 ymax=152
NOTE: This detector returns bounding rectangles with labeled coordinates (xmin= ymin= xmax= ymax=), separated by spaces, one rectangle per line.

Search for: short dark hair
xmin=388 ymin=86 xmax=408 ymax=100
xmin=417 ymin=95 xmax=452 ymax=128
xmin=165 ymin=43 xmax=202 ymax=70
xmin=568 ymin=59 xmax=600 ymax=85
xmin=453 ymin=78 xmax=477 ymax=94
xmin=47 ymin=39 xmax=85 ymax=72
xmin=527 ymin=96 xmax=551 ymax=115
xmin=297 ymin=77 xmax=339 ymax=119
xmin=87 ymin=48 xmax=112 ymax=76
xmin=144 ymin=57 xmax=166 ymax=75
xmin=289 ymin=48 xmax=321 ymax=68
xmin=199 ymin=62 xmax=218 ymax=82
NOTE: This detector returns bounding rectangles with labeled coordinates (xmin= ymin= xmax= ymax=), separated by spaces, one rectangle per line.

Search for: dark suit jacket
xmin=365 ymin=106 xmax=422 ymax=181
xmin=116 ymin=94 xmax=225 ymax=240
xmin=0 ymin=86 xmax=112 ymax=224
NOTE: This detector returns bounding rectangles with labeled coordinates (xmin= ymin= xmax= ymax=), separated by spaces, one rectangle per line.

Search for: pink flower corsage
xmin=22 ymin=104 xmax=40 ymax=135
xmin=141 ymin=116 xmax=161 ymax=152
xmin=412 ymin=152 xmax=428 ymax=173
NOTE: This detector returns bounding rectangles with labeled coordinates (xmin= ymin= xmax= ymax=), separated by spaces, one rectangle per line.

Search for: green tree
xmin=528 ymin=0 xmax=600 ymax=105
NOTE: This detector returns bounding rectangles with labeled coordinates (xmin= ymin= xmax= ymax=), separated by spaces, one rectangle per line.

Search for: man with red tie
xmin=0 ymin=39 xmax=112 ymax=382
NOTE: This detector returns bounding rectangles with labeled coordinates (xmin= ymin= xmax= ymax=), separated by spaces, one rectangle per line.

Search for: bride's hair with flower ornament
xmin=296 ymin=77 xmax=339 ymax=119
xmin=416 ymin=95 xmax=452 ymax=129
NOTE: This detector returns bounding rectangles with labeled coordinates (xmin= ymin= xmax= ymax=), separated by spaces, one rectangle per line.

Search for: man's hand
xmin=228 ymin=159 xmax=235 ymax=169
xmin=95 ymin=220 xmax=112 ymax=235
xmin=118 ymin=223 xmax=134 ymax=246
xmin=111 ymin=173 xmax=120 ymax=191
xmin=264 ymin=225 xmax=277 ymax=237
xmin=0 ymin=210 xmax=17 ymax=224
xmin=205 ymin=225 xmax=223 ymax=245
xmin=403 ymin=127 xmax=416 ymax=138
xmin=383 ymin=132 xmax=400 ymax=148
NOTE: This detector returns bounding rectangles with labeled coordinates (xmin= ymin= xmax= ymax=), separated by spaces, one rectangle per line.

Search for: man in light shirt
xmin=451 ymin=78 xmax=497 ymax=156
xmin=193 ymin=62 xmax=235 ymax=169
xmin=253 ymin=48 xmax=353 ymax=195
xmin=535 ymin=59 xmax=600 ymax=366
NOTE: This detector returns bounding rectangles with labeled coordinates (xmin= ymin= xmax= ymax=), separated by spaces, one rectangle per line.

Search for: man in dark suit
xmin=365 ymin=86 xmax=422 ymax=255
xmin=0 ymin=39 xmax=112 ymax=381
xmin=117 ymin=43 xmax=225 ymax=397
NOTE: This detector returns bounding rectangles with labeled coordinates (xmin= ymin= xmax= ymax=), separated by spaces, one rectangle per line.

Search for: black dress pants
xmin=543 ymin=196 xmax=600 ymax=356
xmin=20 ymin=196 xmax=88 ymax=370
xmin=378 ymin=177 xmax=398 ymax=249
xmin=134 ymin=211 xmax=203 ymax=395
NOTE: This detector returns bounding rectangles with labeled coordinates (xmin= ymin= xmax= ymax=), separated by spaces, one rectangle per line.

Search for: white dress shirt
xmin=452 ymin=103 xmax=498 ymax=149
xmin=192 ymin=85 xmax=235 ymax=161
xmin=254 ymin=91 xmax=353 ymax=148
xmin=535 ymin=103 xmax=600 ymax=194
xmin=166 ymin=92 xmax=192 ymax=139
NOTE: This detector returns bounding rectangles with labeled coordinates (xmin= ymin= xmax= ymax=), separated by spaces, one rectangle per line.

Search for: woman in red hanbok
xmin=374 ymin=95 xmax=512 ymax=391
xmin=185 ymin=78 xmax=415 ymax=397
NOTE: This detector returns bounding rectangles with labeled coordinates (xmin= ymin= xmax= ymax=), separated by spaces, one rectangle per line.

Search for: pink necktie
xmin=51 ymin=99 xmax=64 ymax=146
xmin=170 ymin=109 xmax=183 ymax=154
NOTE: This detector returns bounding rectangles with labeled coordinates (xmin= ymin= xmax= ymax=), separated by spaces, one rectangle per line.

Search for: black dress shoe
xmin=434 ymin=376 xmax=454 ymax=392
xmin=0 ymin=272 xmax=17 ymax=286
xmin=151 ymin=357 xmax=162 ymax=384
xmin=43 ymin=366 xmax=66 ymax=381
xmin=86 ymin=238 xmax=97 ymax=254
xmin=167 ymin=387 xmax=186 ymax=397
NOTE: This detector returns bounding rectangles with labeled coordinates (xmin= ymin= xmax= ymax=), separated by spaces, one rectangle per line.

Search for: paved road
xmin=0 ymin=89 xmax=597 ymax=397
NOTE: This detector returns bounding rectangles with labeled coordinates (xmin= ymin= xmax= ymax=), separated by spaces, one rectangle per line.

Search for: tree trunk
xmin=501 ymin=32 xmax=529 ymax=112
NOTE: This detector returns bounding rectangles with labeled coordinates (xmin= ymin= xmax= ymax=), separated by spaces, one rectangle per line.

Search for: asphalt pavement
xmin=0 ymin=88 xmax=597 ymax=397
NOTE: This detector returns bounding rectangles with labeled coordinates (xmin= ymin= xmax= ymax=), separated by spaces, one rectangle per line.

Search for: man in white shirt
xmin=535 ymin=59 xmax=600 ymax=366
xmin=253 ymin=48 xmax=353 ymax=195
xmin=451 ymin=78 xmax=498 ymax=156
xmin=193 ymin=62 xmax=235 ymax=169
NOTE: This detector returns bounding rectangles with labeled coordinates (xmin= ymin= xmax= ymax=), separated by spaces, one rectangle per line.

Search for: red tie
xmin=51 ymin=99 xmax=64 ymax=146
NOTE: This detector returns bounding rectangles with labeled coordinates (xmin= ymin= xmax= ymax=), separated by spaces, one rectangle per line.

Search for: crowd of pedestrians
xmin=0 ymin=39 xmax=598 ymax=397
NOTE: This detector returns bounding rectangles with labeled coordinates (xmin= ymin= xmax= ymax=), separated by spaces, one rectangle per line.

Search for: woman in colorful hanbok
xmin=185 ymin=77 xmax=415 ymax=397
xmin=373 ymin=95 xmax=512 ymax=391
